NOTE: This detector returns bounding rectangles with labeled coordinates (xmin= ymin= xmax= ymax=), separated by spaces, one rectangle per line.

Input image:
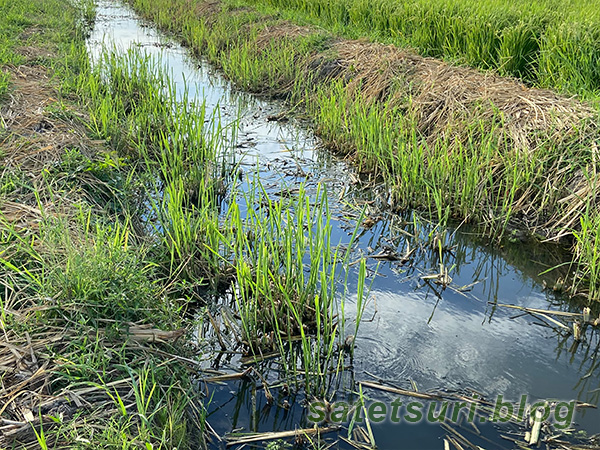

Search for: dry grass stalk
xmin=254 ymin=22 xmax=313 ymax=50
xmin=225 ymin=426 xmax=340 ymax=446
xmin=329 ymin=40 xmax=596 ymax=145
xmin=0 ymin=60 xmax=106 ymax=232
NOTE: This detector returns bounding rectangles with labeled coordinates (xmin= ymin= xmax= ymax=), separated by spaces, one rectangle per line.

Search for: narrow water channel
xmin=88 ymin=2 xmax=600 ymax=448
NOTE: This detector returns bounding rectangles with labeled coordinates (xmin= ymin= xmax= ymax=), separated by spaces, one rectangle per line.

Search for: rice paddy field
xmin=235 ymin=0 xmax=600 ymax=97
xmin=2 ymin=0 xmax=600 ymax=449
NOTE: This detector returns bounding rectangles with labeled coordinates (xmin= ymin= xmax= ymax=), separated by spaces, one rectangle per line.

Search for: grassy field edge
xmin=0 ymin=1 xmax=209 ymax=448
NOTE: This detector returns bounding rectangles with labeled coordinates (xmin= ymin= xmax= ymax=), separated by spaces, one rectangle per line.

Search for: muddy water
xmin=89 ymin=2 xmax=600 ymax=448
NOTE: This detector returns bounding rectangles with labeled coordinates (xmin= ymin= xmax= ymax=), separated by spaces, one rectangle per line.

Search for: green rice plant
xmin=74 ymin=0 xmax=97 ymax=28
xmin=538 ymin=22 xmax=600 ymax=95
xmin=497 ymin=20 xmax=542 ymax=78
xmin=31 ymin=419 xmax=50 ymax=450
xmin=215 ymin=0 xmax=600 ymax=97
xmin=222 ymin=37 xmax=305 ymax=93
xmin=77 ymin=45 xmax=233 ymax=285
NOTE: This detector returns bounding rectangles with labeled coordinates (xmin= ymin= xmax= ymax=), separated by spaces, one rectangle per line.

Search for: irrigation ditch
xmin=90 ymin=0 xmax=600 ymax=448
xmin=127 ymin=0 xmax=600 ymax=302
xmin=2 ymin=0 xmax=600 ymax=449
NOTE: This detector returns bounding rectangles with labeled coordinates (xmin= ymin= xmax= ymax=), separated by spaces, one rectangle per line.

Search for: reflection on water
xmin=90 ymin=1 xmax=600 ymax=448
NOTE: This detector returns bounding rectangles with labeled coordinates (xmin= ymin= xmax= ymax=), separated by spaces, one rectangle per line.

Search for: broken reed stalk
xmin=528 ymin=408 xmax=544 ymax=445
xmin=224 ymin=426 xmax=340 ymax=446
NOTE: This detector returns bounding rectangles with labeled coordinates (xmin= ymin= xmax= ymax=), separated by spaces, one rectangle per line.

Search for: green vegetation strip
xmin=128 ymin=0 xmax=600 ymax=300
xmin=217 ymin=0 xmax=600 ymax=98
xmin=0 ymin=0 xmax=364 ymax=448
xmin=0 ymin=1 xmax=208 ymax=447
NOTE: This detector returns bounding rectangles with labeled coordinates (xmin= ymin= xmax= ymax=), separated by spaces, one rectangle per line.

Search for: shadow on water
xmin=89 ymin=1 xmax=600 ymax=448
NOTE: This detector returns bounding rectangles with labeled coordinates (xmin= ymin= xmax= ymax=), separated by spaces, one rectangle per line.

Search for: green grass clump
xmin=0 ymin=0 xmax=96 ymax=96
xmin=222 ymin=178 xmax=364 ymax=395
